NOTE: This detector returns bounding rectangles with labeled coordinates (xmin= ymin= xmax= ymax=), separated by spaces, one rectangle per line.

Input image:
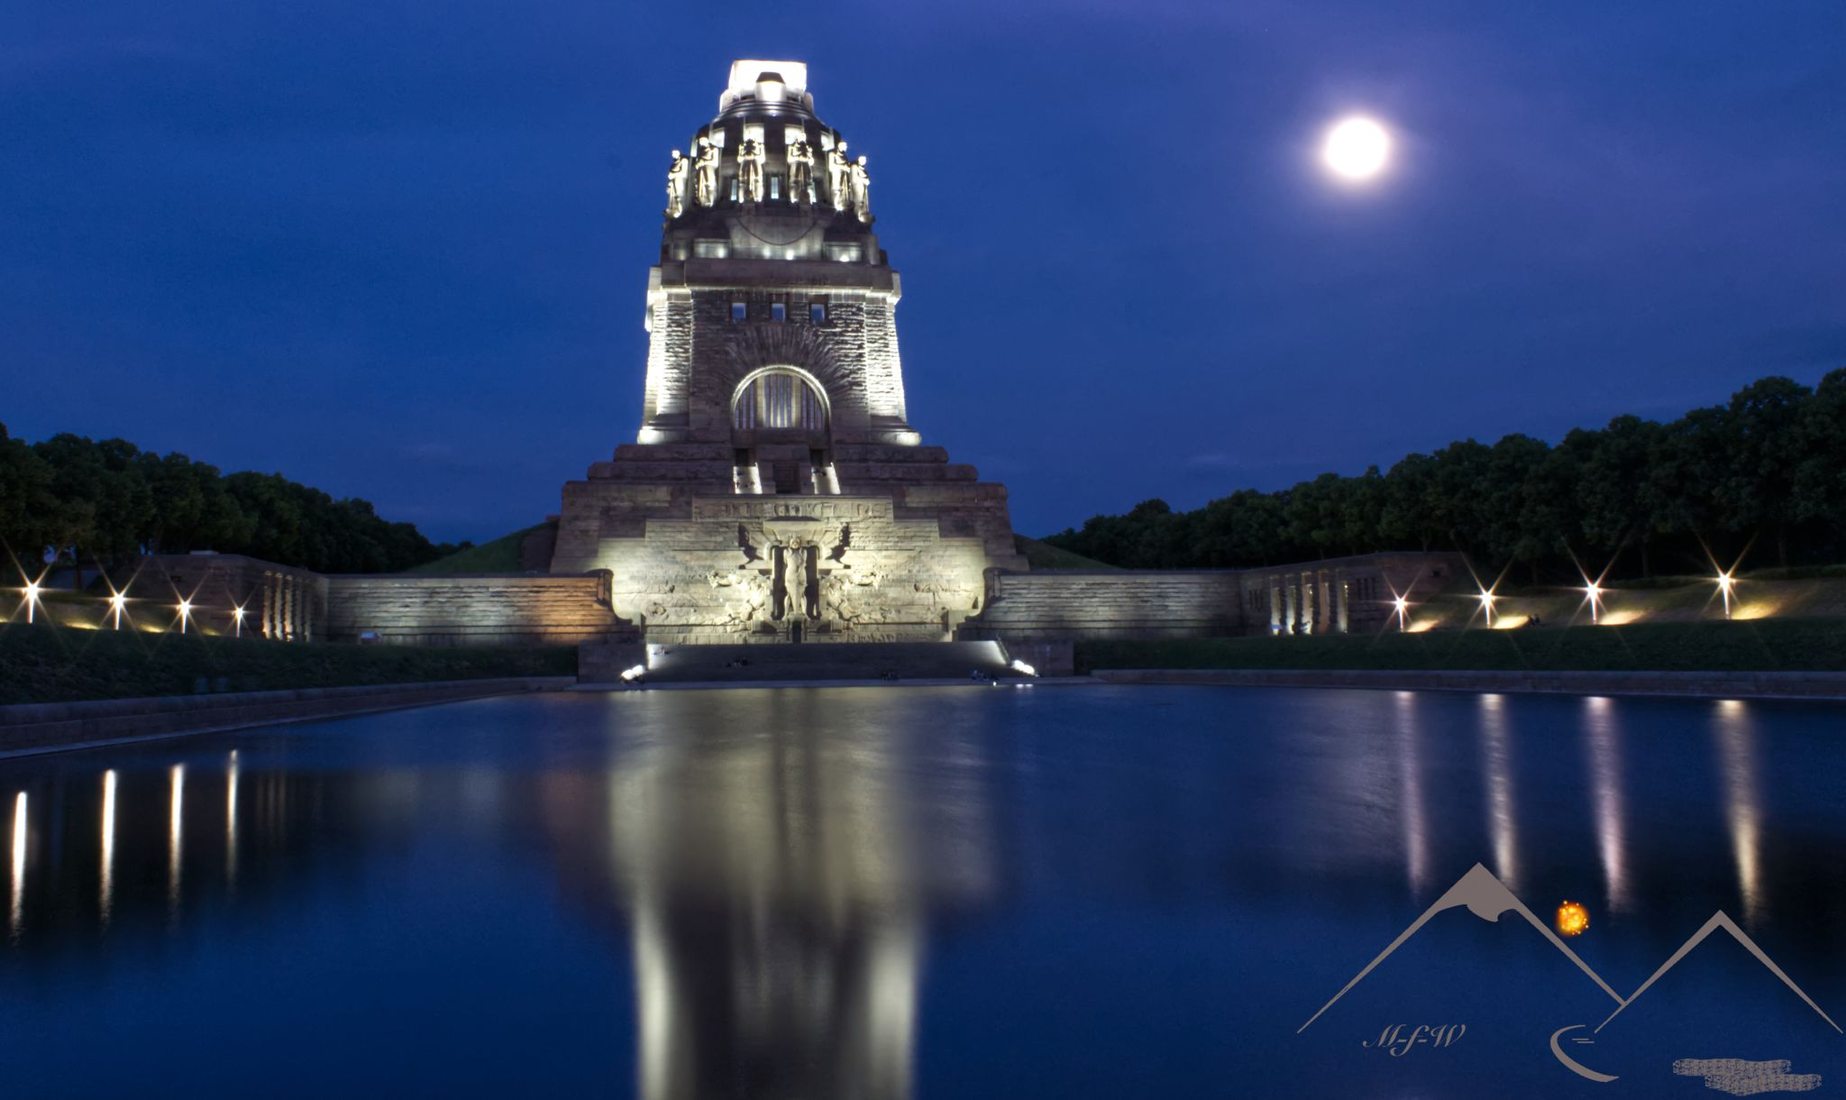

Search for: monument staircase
xmin=591 ymin=640 xmax=1024 ymax=684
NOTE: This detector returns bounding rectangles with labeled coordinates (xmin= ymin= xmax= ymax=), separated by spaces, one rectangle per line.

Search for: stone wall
xmin=966 ymin=571 xmax=1246 ymax=641
xmin=321 ymin=574 xmax=629 ymax=647
xmin=965 ymin=552 xmax=1471 ymax=643
xmin=137 ymin=554 xmax=328 ymax=641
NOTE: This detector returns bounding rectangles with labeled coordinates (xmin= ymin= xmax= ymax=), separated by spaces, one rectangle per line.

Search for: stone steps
xmin=636 ymin=640 xmax=1019 ymax=682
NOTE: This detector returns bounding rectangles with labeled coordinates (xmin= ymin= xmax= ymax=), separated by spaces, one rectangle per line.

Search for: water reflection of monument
xmin=538 ymin=693 xmax=996 ymax=1100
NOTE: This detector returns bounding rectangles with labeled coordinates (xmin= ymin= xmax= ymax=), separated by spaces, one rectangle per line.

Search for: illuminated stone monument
xmin=551 ymin=60 xmax=1026 ymax=644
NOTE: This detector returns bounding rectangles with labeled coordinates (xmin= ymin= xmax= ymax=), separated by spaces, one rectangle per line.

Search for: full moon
xmin=1322 ymin=116 xmax=1391 ymax=180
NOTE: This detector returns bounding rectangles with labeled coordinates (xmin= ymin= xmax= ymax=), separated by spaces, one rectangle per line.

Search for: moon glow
xmin=1322 ymin=116 xmax=1391 ymax=180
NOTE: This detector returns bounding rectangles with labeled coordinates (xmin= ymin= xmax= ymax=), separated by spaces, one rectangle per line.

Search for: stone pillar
xmin=1300 ymin=574 xmax=1315 ymax=635
xmin=1317 ymin=570 xmax=1333 ymax=635
xmin=1268 ymin=582 xmax=1281 ymax=634
xmin=1336 ymin=574 xmax=1350 ymax=634
xmin=260 ymin=573 xmax=274 ymax=639
xmin=283 ymin=577 xmax=296 ymax=641
xmin=1283 ymin=583 xmax=1297 ymax=634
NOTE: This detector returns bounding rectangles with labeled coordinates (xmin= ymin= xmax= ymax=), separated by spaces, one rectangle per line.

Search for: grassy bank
xmin=1015 ymin=535 xmax=1115 ymax=570
xmin=404 ymin=524 xmax=543 ymax=574
xmin=0 ymin=623 xmax=576 ymax=706
xmin=1077 ymin=619 xmax=1846 ymax=674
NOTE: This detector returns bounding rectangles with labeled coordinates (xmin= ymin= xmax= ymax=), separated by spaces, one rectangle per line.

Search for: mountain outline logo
xmin=1297 ymin=863 xmax=1839 ymax=1088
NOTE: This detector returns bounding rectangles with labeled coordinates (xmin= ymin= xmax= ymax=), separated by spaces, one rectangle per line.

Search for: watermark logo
xmin=1298 ymin=863 xmax=1838 ymax=1092
xmin=1362 ymin=1023 xmax=1465 ymax=1057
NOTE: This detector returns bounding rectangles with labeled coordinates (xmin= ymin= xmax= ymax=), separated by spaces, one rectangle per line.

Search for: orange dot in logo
xmin=1556 ymin=900 xmax=1590 ymax=937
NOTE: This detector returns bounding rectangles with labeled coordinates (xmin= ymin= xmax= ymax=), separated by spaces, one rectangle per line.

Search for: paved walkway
xmin=0 ymin=677 xmax=574 ymax=758
xmin=1091 ymin=667 xmax=1846 ymax=701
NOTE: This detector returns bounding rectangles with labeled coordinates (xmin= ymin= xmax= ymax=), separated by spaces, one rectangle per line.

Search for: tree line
xmin=0 ymin=427 xmax=467 ymax=579
xmin=1043 ymin=370 xmax=1846 ymax=581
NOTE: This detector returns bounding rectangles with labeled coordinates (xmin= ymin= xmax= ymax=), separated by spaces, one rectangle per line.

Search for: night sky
xmin=7 ymin=2 xmax=1844 ymax=543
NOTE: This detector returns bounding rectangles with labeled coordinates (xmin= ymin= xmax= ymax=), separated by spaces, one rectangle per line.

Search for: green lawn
xmin=1016 ymin=535 xmax=1116 ymax=570
xmin=1077 ymin=618 xmax=1846 ymax=674
xmin=405 ymin=524 xmax=544 ymax=574
xmin=0 ymin=623 xmax=575 ymax=706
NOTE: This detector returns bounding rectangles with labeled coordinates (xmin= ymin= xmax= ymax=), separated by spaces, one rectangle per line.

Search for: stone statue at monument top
xmin=827 ymin=142 xmax=851 ymax=213
xmin=850 ymin=155 xmax=871 ymax=222
xmin=665 ymin=149 xmax=689 ymax=218
xmin=787 ymin=139 xmax=815 ymax=204
xmin=694 ymin=137 xmax=719 ymax=208
xmin=738 ymin=137 xmax=766 ymax=204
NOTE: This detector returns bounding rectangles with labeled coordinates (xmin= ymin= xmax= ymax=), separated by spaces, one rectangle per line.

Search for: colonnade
xmin=259 ymin=571 xmax=313 ymax=642
xmin=1266 ymin=569 xmax=1352 ymax=636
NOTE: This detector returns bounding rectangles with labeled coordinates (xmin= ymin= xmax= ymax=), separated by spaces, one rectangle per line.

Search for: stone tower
xmin=551 ymin=60 xmax=1026 ymax=644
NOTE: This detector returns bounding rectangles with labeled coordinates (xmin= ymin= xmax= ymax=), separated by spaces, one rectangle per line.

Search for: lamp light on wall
xmin=1716 ymin=571 xmax=1735 ymax=620
xmin=1392 ymin=594 xmax=1409 ymax=633
xmin=22 ymin=579 xmax=42 ymax=625
xmin=177 ymin=599 xmax=193 ymax=635
xmin=108 ymin=590 xmax=127 ymax=630
xmin=1477 ymin=588 xmax=1497 ymax=628
xmin=1584 ymin=581 xmax=1604 ymax=625
xmin=232 ymin=604 xmax=246 ymax=638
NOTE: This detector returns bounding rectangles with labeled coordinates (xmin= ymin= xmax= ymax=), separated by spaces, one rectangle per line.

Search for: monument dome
xmin=661 ymin=60 xmax=880 ymax=267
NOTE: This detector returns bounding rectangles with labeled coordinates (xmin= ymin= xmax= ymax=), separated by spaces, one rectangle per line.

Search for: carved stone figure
xmin=849 ymin=155 xmax=871 ymax=222
xmin=738 ymin=138 xmax=767 ymax=204
xmin=787 ymin=140 xmax=815 ymax=204
xmin=694 ymin=137 xmax=719 ymax=207
xmin=770 ymin=545 xmax=788 ymax=620
xmin=803 ymin=546 xmax=822 ymax=619
xmin=736 ymin=523 xmax=763 ymax=564
xmin=827 ymin=142 xmax=851 ymax=212
xmin=665 ymin=149 xmax=690 ymax=218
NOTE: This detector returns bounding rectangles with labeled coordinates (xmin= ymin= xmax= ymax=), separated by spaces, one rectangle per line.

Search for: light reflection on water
xmin=1478 ymin=693 xmax=1520 ymax=893
xmin=0 ymin=685 xmax=1840 ymax=1098
xmin=1714 ymin=698 xmax=1767 ymax=927
xmin=1583 ymin=696 xmax=1633 ymax=914
xmin=1394 ymin=691 xmax=1430 ymax=895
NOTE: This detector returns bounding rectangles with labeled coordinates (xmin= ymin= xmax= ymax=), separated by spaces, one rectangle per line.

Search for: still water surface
xmin=1 ymin=685 xmax=1842 ymax=1097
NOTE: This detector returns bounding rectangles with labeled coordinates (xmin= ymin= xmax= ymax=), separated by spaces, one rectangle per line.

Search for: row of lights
xmin=16 ymin=565 xmax=1756 ymax=639
xmin=1383 ymin=566 xmax=1745 ymax=633
xmin=11 ymin=573 xmax=247 ymax=636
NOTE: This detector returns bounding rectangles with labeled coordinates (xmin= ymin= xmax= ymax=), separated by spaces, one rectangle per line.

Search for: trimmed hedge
xmin=0 ymin=623 xmax=574 ymax=706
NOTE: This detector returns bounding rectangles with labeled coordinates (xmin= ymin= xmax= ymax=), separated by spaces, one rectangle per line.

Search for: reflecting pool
xmin=1 ymin=685 xmax=1843 ymax=1097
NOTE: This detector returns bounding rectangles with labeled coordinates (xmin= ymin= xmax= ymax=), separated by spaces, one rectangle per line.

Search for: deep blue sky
xmin=6 ymin=2 xmax=1844 ymax=542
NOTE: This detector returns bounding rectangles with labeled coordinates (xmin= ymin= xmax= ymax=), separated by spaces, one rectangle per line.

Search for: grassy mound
xmin=405 ymin=524 xmax=545 ymax=575
xmin=0 ymin=623 xmax=575 ymax=706
xmin=1016 ymin=535 xmax=1116 ymax=570
xmin=1077 ymin=618 xmax=1846 ymax=674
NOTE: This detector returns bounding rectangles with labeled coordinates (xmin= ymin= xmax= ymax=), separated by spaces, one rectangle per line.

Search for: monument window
xmin=731 ymin=301 xmax=747 ymax=322
xmin=770 ymin=302 xmax=787 ymax=323
xmin=810 ymin=302 xmax=827 ymax=324
xmin=768 ymin=175 xmax=782 ymax=201
xmin=734 ymin=369 xmax=828 ymax=433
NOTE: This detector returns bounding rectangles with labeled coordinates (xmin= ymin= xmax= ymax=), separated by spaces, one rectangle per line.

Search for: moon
xmin=1550 ymin=1024 xmax=1618 ymax=1083
xmin=1321 ymin=116 xmax=1391 ymax=180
